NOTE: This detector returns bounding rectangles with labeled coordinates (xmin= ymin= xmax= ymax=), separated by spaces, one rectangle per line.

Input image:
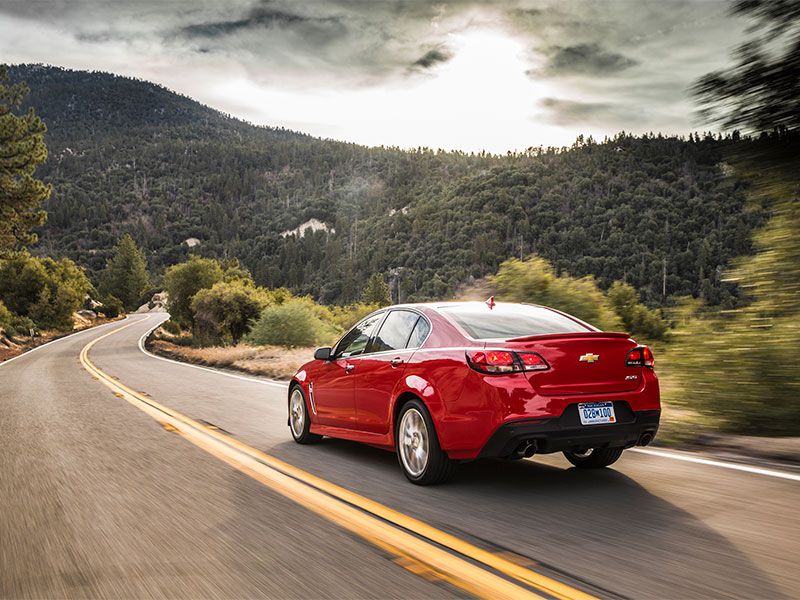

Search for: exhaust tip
xmin=510 ymin=440 xmax=537 ymax=459
xmin=523 ymin=441 xmax=537 ymax=458
xmin=638 ymin=432 xmax=653 ymax=447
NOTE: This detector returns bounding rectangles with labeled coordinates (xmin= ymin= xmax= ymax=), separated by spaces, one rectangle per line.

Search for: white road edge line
xmin=136 ymin=314 xmax=288 ymax=388
xmin=129 ymin=312 xmax=799 ymax=482
xmin=0 ymin=315 xmax=139 ymax=368
xmin=631 ymin=448 xmax=800 ymax=482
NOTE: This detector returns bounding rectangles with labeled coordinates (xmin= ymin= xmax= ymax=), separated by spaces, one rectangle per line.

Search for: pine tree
xmin=361 ymin=273 xmax=391 ymax=307
xmin=692 ymin=0 xmax=800 ymax=132
xmin=100 ymin=235 xmax=150 ymax=311
xmin=0 ymin=66 xmax=50 ymax=253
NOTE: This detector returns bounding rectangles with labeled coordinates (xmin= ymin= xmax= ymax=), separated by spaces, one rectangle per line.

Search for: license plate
xmin=578 ymin=402 xmax=616 ymax=425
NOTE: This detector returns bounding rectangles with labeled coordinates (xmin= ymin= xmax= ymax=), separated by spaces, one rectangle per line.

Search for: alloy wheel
xmin=289 ymin=388 xmax=305 ymax=439
xmin=399 ymin=408 xmax=429 ymax=477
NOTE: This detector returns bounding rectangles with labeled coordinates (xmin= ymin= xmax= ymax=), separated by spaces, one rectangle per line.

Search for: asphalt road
xmin=2 ymin=313 xmax=799 ymax=599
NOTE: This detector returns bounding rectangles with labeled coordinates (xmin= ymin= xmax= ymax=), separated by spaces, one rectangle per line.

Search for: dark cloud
xmin=411 ymin=47 xmax=453 ymax=69
xmin=539 ymin=96 xmax=647 ymax=127
xmin=0 ymin=0 xmax=745 ymax=144
xmin=181 ymin=6 xmax=337 ymax=38
xmin=540 ymin=97 xmax=610 ymax=121
xmin=541 ymin=43 xmax=638 ymax=76
xmin=509 ymin=7 xmax=543 ymax=19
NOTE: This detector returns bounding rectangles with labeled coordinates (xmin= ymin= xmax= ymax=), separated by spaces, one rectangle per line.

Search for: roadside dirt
xmin=147 ymin=338 xmax=312 ymax=381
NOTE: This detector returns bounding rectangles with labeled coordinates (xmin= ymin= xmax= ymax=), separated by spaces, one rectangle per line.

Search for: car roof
xmin=386 ymin=301 xmax=598 ymax=336
xmin=388 ymin=300 xmax=548 ymax=312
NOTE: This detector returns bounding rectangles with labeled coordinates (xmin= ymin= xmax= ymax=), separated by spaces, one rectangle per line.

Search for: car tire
xmin=395 ymin=399 xmax=453 ymax=485
xmin=563 ymin=447 xmax=624 ymax=468
xmin=288 ymin=385 xmax=322 ymax=444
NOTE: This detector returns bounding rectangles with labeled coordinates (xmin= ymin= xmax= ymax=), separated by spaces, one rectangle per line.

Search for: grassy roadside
xmin=147 ymin=336 xmax=311 ymax=381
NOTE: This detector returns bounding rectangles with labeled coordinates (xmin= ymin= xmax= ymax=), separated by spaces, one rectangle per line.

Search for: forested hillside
xmin=11 ymin=64 xmax=762 ymax=305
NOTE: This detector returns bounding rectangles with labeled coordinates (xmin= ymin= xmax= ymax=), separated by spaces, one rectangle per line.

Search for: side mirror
xmin=314 ymin=347 xmax=332 ymax=361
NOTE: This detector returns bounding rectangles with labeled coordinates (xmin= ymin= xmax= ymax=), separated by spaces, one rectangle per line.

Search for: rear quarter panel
xmin=391 ymin=348 xmax=470 ymax=450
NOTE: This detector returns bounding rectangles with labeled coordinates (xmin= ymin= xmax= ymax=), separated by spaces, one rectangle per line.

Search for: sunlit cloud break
xmin=0 ymin=0 xmax=745 ymax=152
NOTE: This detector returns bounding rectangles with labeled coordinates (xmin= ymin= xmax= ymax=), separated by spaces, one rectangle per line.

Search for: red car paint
xmin=290 ymin=302 xmax=660 ymax=461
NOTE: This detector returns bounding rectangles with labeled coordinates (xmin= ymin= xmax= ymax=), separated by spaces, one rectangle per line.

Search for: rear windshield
xmin=440 ymin=303 xmax=591 ymax=339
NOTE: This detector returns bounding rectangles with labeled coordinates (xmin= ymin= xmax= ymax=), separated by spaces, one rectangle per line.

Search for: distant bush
xmin=325 ymin=302 xmax=380 ymax=331
xmin=0 ymin=252 xmax=92 ymax=330
xmin=246 ymin=299 xmax=334 ymax=348
xmin=0 ymin=303 xmax=36 ymax=338
xmin=606 ymin=282 xmax=669 ymax=340
xmin=161 ymin=319 xmax=182 ymax=335
xmin=6 ymin=314 xmax=36 ymax=338
xmin=191 ymin=281 xmax=270 ymax=346
xmin=163 ymin=256 xmax=225 ymax=328
xmin=98 ymin=295 xmax=124 ymax=319
xmin=490 ymin=256 xmax=621 ymax=331
xmin=138 ymin=287 xmax=161 ymax=310
xmin=0 ymin=300 xmax=11 ymax=332
xmin=170 ymin=334 xmax=195 ymax=347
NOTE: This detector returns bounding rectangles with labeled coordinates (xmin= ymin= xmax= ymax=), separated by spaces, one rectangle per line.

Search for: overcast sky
xmin=1 ymin=0 xmax=744 ymax=152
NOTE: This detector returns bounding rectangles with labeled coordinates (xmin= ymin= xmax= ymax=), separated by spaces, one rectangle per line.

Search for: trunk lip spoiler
xmin=504 ymin=331 xmax=633 ymax=343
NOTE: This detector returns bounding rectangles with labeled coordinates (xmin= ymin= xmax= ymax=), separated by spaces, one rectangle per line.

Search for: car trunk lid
xmin=503 ymin=332 xmax=640 ymax=396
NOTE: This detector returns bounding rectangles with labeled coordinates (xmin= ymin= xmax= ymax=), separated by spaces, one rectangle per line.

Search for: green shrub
xmin=98 ymin=295 xmax=124 ymax=319
xmin=0 ymin=252 xmax=91 ymax=330
xmin=161 ymin=319 xmax=182 ymax=335
xmin=139 ymin=287 xmax=161 ymax=310
xmin=607 ymin=282 xmax=668 ymax=340
xmin=326 ymin=302 xmax=380 ymax=331
xmin=191 ymin=281 xmax=270 ymax=345
xmin=163 ymin=256 xmax=225 ymax=328
xmin=170 ymin=334 xmax=195 ymax=347
xmin=490 ymin=256 xmax=621 ymax=331
xmin=0 ymin=300 xmax=10 ymax=332
xmin=246 ymin=299 xmax=332 ymax=348
xmin=6 ymin=315 xmax=36 ymax=338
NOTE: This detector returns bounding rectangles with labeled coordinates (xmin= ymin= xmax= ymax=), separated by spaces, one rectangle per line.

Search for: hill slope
xmin=11 ymin=64 xmax=761 ymax=305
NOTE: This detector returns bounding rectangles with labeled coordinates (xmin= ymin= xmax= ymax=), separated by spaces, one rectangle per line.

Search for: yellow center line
xmin=80 ymin=318 xmax=597 ymax=600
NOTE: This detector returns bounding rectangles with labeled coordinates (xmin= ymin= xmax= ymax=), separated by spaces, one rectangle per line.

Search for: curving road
xmin=2 ymin=313 xmax=799 ymax=599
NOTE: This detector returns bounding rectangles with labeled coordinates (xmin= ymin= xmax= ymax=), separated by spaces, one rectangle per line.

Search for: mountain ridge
xmin=9 ymin=64 xmax=762 ymax=306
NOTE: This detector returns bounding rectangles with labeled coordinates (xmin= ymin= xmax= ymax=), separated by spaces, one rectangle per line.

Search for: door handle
xmin=390 ymin=357 xmax=404 ymax=368
xmin=345 ymin=364 xmax=355 ymax=374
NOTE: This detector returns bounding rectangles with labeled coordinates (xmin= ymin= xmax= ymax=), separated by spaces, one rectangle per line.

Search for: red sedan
xmin=289 ymin=300 xmax=660 ymax=484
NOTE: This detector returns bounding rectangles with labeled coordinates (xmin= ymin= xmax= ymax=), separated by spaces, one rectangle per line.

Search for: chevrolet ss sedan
xmin=288 ymin=300 xmax=660 ymax=485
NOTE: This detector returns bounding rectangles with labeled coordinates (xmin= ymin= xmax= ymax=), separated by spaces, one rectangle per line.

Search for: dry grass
xmin=148 ymin=339 xmax=313 ymax=380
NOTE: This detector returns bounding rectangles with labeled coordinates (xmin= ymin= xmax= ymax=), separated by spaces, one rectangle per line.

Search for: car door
xmin=313 ymin=312 xmax=384 ymax=428
xmin=353 ymin=310 xmax=430 ymax=434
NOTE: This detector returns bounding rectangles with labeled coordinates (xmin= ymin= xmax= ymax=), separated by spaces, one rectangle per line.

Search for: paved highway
xmin=2 ymin=313 xmax=799 ymax=598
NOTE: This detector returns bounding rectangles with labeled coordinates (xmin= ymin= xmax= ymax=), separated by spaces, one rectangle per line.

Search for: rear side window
xmin=371 ymin=310 xmax=420 ymax=352
xmin=440 ymin=303 xmax=590 ymax=340
xmin=406 ymin=317 xmax=430 ymax=348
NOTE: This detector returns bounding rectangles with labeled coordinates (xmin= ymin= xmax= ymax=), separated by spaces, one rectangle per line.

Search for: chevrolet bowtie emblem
xmin=579 ymin=353 xmax=600 ymax=363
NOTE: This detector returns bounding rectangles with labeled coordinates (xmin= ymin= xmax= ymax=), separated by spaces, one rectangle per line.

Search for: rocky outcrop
xmin=280 ymin=218 xmax=334 ymax=238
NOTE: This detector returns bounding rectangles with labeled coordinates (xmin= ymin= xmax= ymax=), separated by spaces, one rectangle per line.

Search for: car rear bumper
xmin=477 ymin=403 xmax=661 ymax=459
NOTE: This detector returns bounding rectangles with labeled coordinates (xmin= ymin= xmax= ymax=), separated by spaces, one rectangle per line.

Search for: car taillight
xmin=467 ymin=350 xmax=517 ymax=374
xmin=626 ymin=346 xmax=655 ymax=368
xmin=466 ymin=350 xmax=549 ymax=374
xmin=517 ymin=352 xmax=549 ymax=371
